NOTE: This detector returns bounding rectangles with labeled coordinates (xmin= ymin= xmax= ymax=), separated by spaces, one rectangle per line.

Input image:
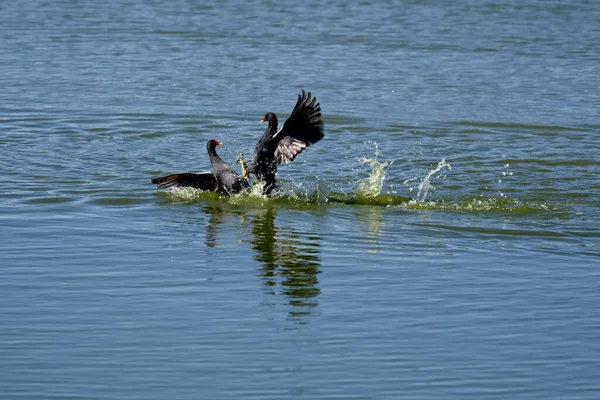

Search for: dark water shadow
xmin=201 ymin=202 xmax=322 ymax=323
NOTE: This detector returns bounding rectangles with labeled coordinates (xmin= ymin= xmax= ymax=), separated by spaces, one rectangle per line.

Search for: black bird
xmin=152 ymin=139 xmax=249 ymax=195
xmin=245 ymin=90 xmax=324 ymax=196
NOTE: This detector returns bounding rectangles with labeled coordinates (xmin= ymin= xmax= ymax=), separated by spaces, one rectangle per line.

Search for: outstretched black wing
xmin=270 ymin=90 xmax=324 ymax=164
xmin=151 ymin=172 xmax=217 ymax=190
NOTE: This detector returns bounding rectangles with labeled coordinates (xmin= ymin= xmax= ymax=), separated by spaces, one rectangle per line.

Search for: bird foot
xmin=237 ymin=155 xmax=248 ymax=179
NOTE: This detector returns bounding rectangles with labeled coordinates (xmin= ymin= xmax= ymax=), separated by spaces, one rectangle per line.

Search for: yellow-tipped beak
xmin=260 ymin=118 xmax=266 ymax=123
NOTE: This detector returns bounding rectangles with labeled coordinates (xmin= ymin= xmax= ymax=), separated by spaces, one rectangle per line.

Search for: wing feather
xmin=151 ymin=172 xmax=217 ymax=190
xmin=274 ymin=137 xmax=307 ymax=164
xmin=270 ymin=90 xmax=324 ymax=164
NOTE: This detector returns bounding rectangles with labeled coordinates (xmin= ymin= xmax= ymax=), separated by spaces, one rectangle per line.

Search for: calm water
xmin=2 ymin=0 xmax=600 ymax=398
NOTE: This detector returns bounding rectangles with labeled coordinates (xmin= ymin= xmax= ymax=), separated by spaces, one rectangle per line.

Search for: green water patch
xmin=156 ymin=186 xmax=408 ymax=208
xmin=325 ymin=192 xmax=410 ymax=206
xmin=155 ymin=187 xmax=565 ymax=215
xmin=153 ymin=149 xmax=565 ymax=214
xmin=399 ymin=197 xmax=563 ymax=214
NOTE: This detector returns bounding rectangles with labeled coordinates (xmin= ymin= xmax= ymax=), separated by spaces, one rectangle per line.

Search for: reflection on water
xmin=202 ymin=203 xmax=246 ymax=249
xmin=202 ymin=202 xmax=321 ymax=322
xmin=354 ymin=205 xmax=385 ymax=253
xmin=248 ymin=207 xmax=321 ymax=321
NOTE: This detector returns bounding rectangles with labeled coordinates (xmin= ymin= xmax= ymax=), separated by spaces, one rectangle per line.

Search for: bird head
xmin=261 ymin=112 xmax=276 ymax=124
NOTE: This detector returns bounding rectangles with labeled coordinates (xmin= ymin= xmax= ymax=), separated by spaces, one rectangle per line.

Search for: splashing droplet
xmin=413 ymin=159 xmax=451 ymax=203
xmin=355 ymin=143 xmax=390 ymax=198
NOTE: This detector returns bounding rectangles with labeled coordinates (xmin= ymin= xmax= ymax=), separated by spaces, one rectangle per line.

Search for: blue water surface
xmin=1 ymin=1 xmax=599 ymax=399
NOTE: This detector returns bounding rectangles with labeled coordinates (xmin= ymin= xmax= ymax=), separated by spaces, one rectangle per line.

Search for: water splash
xmin=401 ymin=197 xmax=558 ymax=213
xmin=168 ymin=186 xmax=210 ymax=201
xmin=159 ymin=185 xmax=562 ymax=214
xmin=412 ymin=158 xmax=451 ymax=203
xmin=355 ymin=143 xmax=390 ymax=198
xmin=156 ymin=155 xmax=564 ymax=214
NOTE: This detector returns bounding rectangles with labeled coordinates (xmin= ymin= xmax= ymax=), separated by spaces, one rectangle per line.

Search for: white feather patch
xmin=275 ymin=137 xmax=307 ymax=164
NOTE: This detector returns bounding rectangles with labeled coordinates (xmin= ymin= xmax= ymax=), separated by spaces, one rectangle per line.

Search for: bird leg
xmin=237 ymin=155 xmax=248 ymax=179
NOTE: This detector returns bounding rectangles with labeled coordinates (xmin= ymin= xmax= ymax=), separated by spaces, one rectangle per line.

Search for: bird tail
xmin=151 ymin=172 xmax=217 ymax=190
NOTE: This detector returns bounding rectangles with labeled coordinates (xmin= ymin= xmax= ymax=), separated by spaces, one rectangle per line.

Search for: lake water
xmin=1 ymin=0 xmax=599 ymax=399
